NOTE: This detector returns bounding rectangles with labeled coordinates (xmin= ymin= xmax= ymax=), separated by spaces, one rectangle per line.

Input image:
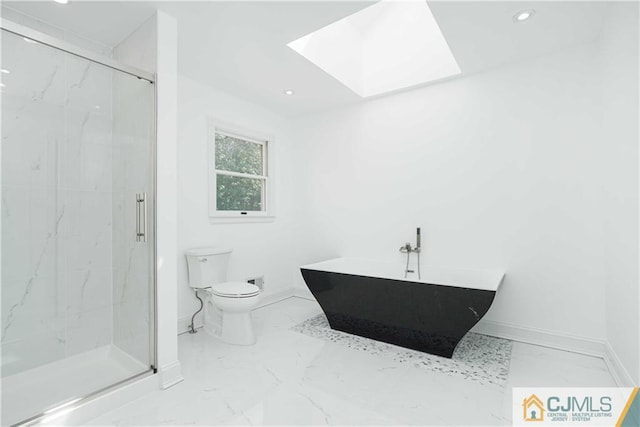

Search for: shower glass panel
xmin=1 ymin=28 xmax=155 ymax=425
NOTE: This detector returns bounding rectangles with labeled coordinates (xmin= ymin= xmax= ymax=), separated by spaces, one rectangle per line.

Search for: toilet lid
xmin=210 ymin=282 xmax=260 ymax=297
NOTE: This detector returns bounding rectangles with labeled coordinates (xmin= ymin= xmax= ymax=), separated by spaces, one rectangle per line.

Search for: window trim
xmin=207 ymin=118 xmax=275 ymax=222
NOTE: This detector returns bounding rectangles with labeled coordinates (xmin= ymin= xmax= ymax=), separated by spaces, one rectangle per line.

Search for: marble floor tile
xmin=86 ymin=297 xmax=617 ymax=426
xmin=220 ymin=383 xmax=402 ymax=426
xmin=506 ymin=342 xmax=617 ymax=388
xmin=292 ymin=313 xmax=512 ymax=386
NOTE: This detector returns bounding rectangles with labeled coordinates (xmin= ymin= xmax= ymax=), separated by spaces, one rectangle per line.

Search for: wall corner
xmin=155 ymin=9 xmax=182 ymax=386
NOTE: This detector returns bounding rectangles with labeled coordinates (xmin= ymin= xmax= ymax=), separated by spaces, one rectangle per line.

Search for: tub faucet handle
xmin=399 ymin=243 xmax=412 ymax=253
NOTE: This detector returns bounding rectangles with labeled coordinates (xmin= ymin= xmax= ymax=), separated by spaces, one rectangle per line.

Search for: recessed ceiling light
xmin=283 ymin=89 xmax=295 ymax=96
xmin=53 ymin=0 xmax=69 ymax=4
xmin=0 ymin=69 xmax=10 ymax=74
xmin=513 ymin=9 xmax=535 ymax=22
xmin=0 ymin=83 xmax=5 ymax=88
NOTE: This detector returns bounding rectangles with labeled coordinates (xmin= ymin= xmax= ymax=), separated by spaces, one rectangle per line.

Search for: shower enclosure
xmin=1 ymin=20 xmax=156 ymax=425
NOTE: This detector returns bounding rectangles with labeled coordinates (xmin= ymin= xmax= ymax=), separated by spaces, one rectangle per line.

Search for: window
xmin=208 ymin=120 xmax=273 ymax=220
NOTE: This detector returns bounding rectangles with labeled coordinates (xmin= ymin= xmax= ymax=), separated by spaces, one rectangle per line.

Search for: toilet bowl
xmin=185 ymin=247 xmax=261 ymax=345
xmin=205 ymin=282 xmax=260 ymax=345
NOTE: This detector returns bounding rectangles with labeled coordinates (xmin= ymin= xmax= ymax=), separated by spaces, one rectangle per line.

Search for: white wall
xmin=155 ymin=10 xmax=182 ymax=388
xmin=292 ymin=43 xmax=607 ymax=342
xmin=172 ymin=5 xmax=638 ymax=383
xmin=0 ymin=6 xmax=113 ymax=57
xmin=115 ymin=11 xmax=182 ymax=389
xmin=177 ymin=76 xmax=301 ymax=331
xmin=113 ymin=16 xmax=156 ymax=72
xmin=600 ymin=2 xmax=639 ymax=385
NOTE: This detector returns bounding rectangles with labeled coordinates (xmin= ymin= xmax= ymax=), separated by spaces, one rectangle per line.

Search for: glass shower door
xmin=1 ymin=27 xmax=155 ymax=425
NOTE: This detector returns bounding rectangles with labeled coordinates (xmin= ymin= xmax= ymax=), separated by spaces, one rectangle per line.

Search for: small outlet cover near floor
xmin=247 ymin=276 xmax=264 ymax=291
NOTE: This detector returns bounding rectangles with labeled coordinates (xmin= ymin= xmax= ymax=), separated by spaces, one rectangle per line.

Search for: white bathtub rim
xmin=300 ymin=257 xmax=505 ymax=292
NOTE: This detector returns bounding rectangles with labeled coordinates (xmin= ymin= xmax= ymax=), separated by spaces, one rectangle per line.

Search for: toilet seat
xmin=209 ymin=282 xmax=260 ymax=298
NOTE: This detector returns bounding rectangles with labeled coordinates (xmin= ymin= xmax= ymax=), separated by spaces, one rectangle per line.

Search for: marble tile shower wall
xmin=0 ymin=6 xmax=113 ymax=57
xmin=1 ymin=32 xmax=114 ymax=375
xmin=111 ymin=72 xmax=154 ymax=366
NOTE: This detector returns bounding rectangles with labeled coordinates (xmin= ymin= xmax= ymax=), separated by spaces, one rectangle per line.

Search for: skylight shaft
xmin=287 ymin=0 xmax=461 ymax=98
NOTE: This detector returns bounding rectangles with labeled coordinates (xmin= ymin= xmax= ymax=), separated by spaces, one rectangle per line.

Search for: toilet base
xmin=220 ymin=312 xmax=256 ymax=345
xmin=202 ymin=291 xmax=259 ymax=345
xmin=203 ymin=299 xmax=222 ymax=337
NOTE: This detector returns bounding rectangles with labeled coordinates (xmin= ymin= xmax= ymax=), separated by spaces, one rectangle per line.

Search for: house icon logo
xmin=523 ymin=394 xmax=545 ymax=421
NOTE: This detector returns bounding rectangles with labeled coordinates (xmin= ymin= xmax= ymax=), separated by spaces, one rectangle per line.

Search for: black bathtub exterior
xmin=300 ymin=269 xmax=497 ymax=358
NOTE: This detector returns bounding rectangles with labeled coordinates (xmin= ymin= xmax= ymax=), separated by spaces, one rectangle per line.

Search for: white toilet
xmin=185 ymin=247 xmax=261 ymax=345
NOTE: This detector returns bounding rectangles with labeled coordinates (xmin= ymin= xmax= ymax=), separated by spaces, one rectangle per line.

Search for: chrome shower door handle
xmin=136 ymin=192 xmax=147 ymax=242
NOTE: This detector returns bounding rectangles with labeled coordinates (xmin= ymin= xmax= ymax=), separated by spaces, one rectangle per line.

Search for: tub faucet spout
xmin=399 ymin=242 xmax=414 ymax=253
xmin=399 ymin=227 xmax=422 ymax=280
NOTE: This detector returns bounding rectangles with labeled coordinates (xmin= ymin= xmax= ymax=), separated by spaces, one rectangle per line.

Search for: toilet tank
xmin=185 ymin=247 xmax=232 ymax=289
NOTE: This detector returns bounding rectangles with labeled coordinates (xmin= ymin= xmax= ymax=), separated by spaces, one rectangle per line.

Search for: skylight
xmin=287 ymin=0 xmax=461 ymax=98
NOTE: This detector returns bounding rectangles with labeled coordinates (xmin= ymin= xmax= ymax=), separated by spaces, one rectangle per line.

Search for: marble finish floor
xmin=87 ymin=297 xmax=617 ymax=426
xmin=292 ymin=314 xmax=512 ymax=386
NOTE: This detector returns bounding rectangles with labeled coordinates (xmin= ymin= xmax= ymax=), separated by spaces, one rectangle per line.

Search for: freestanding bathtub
xmin=300 ymin=258 xmax=504 ymax=358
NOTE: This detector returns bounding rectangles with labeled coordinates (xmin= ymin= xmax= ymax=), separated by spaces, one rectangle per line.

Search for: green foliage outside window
xmin=216 ymin=174 xmax=262 ymax=211
xmin=215 ymin=133 xmax=263 ymax=175
xmin=215 ymin=133 xmax=265 ymax=212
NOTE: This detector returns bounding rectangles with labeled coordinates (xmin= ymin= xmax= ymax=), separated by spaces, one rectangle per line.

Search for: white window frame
xmin=208 ymin=118 xmax=275 ymax=223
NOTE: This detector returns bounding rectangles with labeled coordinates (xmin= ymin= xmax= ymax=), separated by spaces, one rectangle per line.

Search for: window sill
xmin=208 ymin=215 xmax=275 ymax=224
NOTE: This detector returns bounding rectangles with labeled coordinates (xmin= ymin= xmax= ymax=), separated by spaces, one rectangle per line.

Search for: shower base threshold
xmin=1 ymin=345 xmax=148 ymax=426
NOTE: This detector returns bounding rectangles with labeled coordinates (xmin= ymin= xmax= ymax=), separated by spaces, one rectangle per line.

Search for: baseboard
xmin=178 ymin=310 xmax=203 ymax=334
xmin=292 ymin=287 xmax=315 ymax=300
xmin=175 ymin=286 xmax=635 ymax=386
xmin=255 ymin=288 xmax=295 ymax=309
xmin=603 ymin=341 xmax=637 ymax=387
xmin=177 ymin=288 xmax=295 ymax=335
xmin=472 ymin=319 xmax=606 ymax=358
xmin=158 ymin=360 xmax=183 ymax=390
xmin=471 ymin=320 xmax=640 ymax=385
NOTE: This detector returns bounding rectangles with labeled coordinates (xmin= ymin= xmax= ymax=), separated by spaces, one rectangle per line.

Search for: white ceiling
xmin=2 ymin=1 xmax=610 ymax=117
xmin=287 ymin=1 xmax=463 ymax=98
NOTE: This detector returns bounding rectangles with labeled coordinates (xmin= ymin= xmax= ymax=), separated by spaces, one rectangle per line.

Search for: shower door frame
xmin=0 ymin=18 xmax=159 ymax=425
xmin=0 ymin=18 xmax=155 ymax=82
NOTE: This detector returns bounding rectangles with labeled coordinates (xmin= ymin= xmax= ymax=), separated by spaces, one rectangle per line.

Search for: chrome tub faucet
xmin=400 ymin=227 xmax=422 ymax=279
